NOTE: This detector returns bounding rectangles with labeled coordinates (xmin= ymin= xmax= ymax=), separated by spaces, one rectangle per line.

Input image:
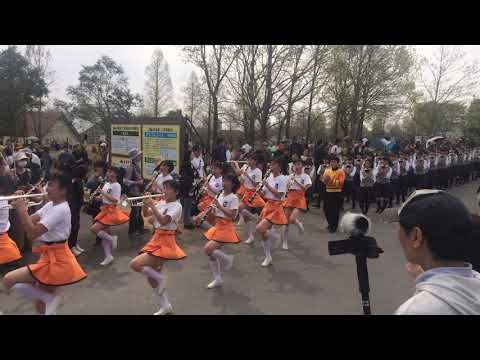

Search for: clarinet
xmin=248 ymin=169 xmax=271 ymax=203
xmin=198 ymin=191 xmax=222 ymax=225
xmin=195 ymin=173 xmax=213 ymax=202
xmin=88 ymin=182 xmax=105 ymax=205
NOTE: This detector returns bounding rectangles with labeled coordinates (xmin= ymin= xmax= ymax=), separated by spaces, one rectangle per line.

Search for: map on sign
xmin=142 ymin=124 xmax=180 ymax=179
xmin=111 ymin=124 xmax=141 ymax=156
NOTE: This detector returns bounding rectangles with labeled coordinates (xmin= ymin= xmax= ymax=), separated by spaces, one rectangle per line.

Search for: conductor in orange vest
xmin=322 ymin=156 xmax=346 ymax=233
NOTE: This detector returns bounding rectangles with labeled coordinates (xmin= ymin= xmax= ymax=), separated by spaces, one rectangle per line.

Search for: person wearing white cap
xmin=124 ymin=148 xmax=145 ymax=238
xmin=12 ymin=152 xmax=32 ymax=191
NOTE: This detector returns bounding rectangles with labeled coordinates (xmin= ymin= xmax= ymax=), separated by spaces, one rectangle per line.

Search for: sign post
xmin=110 ymin=116 xmax=185 ymax=180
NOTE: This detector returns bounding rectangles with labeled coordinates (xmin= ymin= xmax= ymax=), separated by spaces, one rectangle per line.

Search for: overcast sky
xmin=1 ymin=45 xmax=480 ymax=110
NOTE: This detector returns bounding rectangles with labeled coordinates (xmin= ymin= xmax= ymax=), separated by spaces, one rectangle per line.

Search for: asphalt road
xmin=1 ymin=181 xmax=478 ymax=315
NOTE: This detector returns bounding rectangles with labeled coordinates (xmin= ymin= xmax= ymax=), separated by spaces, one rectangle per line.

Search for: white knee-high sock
xmin=158 ymin=291 xmax=171 ymax=308
xmin=13 ymin=283 xmax=54 ymax=304
xmin=209 ymin=257 xmax=222 ymax=280
xmin=98 ymin=230 xmax=113 ymax=256
xmin=284 ymin=226 xmax=289 ymax=245
xmin=142 ymin=266 xmax=166 ymax=291
xmin=212 ymin=249 xmax=228 ymax=263
xmin=261 ymin=237 xmax=272 ymax=259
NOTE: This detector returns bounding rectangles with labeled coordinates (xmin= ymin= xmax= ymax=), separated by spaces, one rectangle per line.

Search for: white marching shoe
xmin=245 ymin=236 xmax=255 ymax=244
xmin=207 ymin=278 xmax=224 ymax=289
xmin=154 ymin=304 xmax=174 ymax=315
xmin=75 ymin=244 xmax=85 ymax=252
xmin=282 ymin=241 xmax=289 ymax=250
xmin=71 ymin=247 xmax=82 ymax=257
xmin=111 ymin=236 xmax=118 ymax=250
xmin=261 ymin=256 xmax=273 ymax=267
xmin=100 ymin=255 xmax=114 ymax=266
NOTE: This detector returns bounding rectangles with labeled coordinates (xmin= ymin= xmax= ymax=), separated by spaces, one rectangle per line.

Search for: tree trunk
xmin=212 ymin=96 xmax=219 ymax=148
xmin=207 ymin=95 xmax=212 ymax=153
xmin=277 ymin=119 xmax=284 ymax=144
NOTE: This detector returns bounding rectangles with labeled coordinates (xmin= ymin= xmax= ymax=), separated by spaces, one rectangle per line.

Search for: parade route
xmin=1 ymin=181 xmax=478 ymax=315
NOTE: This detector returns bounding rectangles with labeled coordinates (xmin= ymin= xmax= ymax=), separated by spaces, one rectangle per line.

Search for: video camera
xmin=328 ymin=213 xmax=383 ymax=315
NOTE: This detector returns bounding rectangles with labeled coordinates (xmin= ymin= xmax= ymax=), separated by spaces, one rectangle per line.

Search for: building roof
xmin=24 ymin=110 xmax=81 ymax=139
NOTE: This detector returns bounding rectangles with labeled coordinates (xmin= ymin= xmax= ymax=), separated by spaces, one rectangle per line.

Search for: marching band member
xmin=68 ymin=165 xmax=87 ymax=256
xmin=322 ymin=156 xmax=346 ymax=233
xmin=197 ymin=162 xmax=223 ymax=214
xmin=282 ymin=158 xmax=312 ymax=250
xmin=436 ymin=151 xmax=449 ymax=190
xmin=256 ymin=157 xmax=288 ymax=266
xmin=129 ymin=180 xmax=185 ymax=315
xmin=342 ymin=158 xmax=356 ymax=210
xmin=152 ymin=160 xmax=174 ymax=195
xmin=3 ymin=174 xmax=86 ymax=315
xmin=232 ymin=153 xmax=265 ymax=244
xmin=191 ymin=145 xmax=205 ymax=179
xmin=202 ymin=173 xmax=240 ymax=288
xmin=413 ymin=152 xmax=428 ymax=190
xmin=90 ymin=166 xmax=129 ymax=266
xmin=373 ymin=158 xmax=392 ymax=214
xmin=358 ymin=159 xmax=375 ymax=215
xmin=314 ymin=159 xmax=329 ymax=208
xmin=0 ymin=176 xmax=21 ymax=265
xmin=389 ymin=155 xmax=401 ymax=206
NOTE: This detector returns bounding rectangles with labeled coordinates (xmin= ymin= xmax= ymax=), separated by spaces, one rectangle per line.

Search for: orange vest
xmin=323 ymin=168 xmax=346 ymax=192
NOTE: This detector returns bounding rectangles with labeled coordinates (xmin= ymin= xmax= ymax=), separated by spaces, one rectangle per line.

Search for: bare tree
xmin=24 ymin=45 xmax=55 ymax=140
xmin=182 ymin=71 xmax=204 ymax=123
xmin=144 ymin=49 xmax=173 ymax=117
xmin=182 ymin=45 xmax=239 ymax=146
xmin=420 ymin=45 xmax=480 ymax=135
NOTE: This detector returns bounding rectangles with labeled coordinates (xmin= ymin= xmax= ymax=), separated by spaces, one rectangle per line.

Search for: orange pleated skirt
xmin=236 ymin=184 xmax=246 ymax=198
xmin=140 ymin=229 xmax=186 ymax=260
xmin=0 ymin=233 xmax=22 ymax=265
xmin=28 ymin=242 xmax=87 ymax=286
xmin=94 ymin=204 xmax=130 ymax=226
xmin=242 ymin=189 xmax=266 ymax=208
xmin=283 ymin=190 xmax=307 ymax=210
xmin=198 ymin=194 xmax=214 ymax=213
xmin=204 ymin=217 xmax=240 ymax=244
xmin=260 ymin=200 xmax=288 ymax=225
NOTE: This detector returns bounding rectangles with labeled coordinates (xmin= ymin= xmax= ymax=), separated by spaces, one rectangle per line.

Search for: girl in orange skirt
xmin=232 ymin=153 xmax=266 ymax=244
xmin=197 ymin=162 xmax=223 ymax=214
xmin=91 ymin=166 xmax=129 ymax=266
xmin=0 ymin=176 xmax=21 ymax=266
xmin=282 ymin=158 xmax=312 ymax=250
xmin=201 ymin=173 xmax=240 ymax=289
xmin=256 ymin=157 xmax=288 ymax=267
xmin=130 ymin=180 xmax=185 ymax=315
xmin=2 ymin=174 xmax=86 ymax=315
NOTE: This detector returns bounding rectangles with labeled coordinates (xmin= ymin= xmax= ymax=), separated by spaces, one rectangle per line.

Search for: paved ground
xmin=1 ymin=181 xmax=479 ymax=315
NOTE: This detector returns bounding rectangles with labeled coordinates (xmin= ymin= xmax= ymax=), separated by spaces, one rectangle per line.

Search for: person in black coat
xmin=212 ymin=138 xmax=227 ymax=163
xmin=180 ymin=150 xmax=196 ymax=229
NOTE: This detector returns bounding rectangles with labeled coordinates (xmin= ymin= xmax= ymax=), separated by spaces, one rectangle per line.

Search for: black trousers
xmin=323 ymin=192 xmax=342 ymax=231
xmin=128 ymin=206 xmax=144 ymax=234
xmin=68 ymin=205 xmax=81 ymax=248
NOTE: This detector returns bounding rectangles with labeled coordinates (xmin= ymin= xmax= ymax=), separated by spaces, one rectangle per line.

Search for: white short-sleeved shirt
xmin=102 ymin=182 xmax=122 ymax=205
xmin=241 ymin=167 xmax=262 ymax=190
xmin=34 ymin=201 xmax=71 ymax=243
xmin=288 ymin=173 xmax=312 ymax=191
xmin=263 ymin=174 xmax=288 ymax=200
xmin=191 ymin=157 xmax=205 ymax=178
xmin=152 ymin=200 xmax=182 ymax=231
xmin=206 ymin=175 xmax=223 ymax=197
xmin=215 ymin=192 xmax=239 ymax=219
xmin=154 ymin=173 xmax=173 ymax=193
xmin=0 ymin=200 xmax=10 ymax=233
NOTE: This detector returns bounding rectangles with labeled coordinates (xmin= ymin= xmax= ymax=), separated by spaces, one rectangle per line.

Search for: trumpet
xmin=224 ymin=160 xmax=248 ymax=164
xmin=0 ymin=192 xmax=48 ymax=210
xmin=120 ymin=193 xmax=165 ymax=208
